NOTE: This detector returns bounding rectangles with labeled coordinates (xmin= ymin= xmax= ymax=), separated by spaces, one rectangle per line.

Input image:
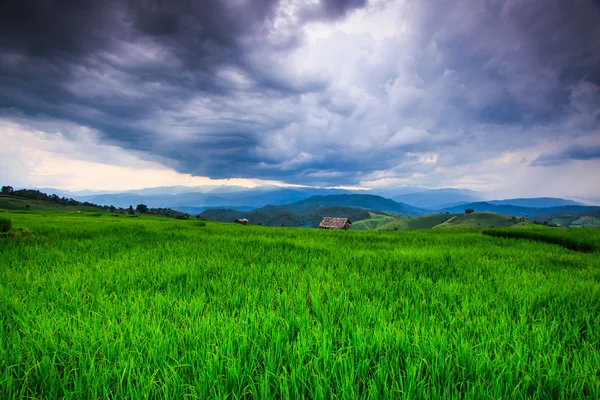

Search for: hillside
xmin=350 ymin=213 xmax=399 ymax=230
xmin=294 ymin=194 xmax=426 ymax=215
xmin=0 ymin=195 xmax=104 ymax=212
xmin=352 ymin=213 xmax=462 ymax=230
xmin=199 ymin=204 xmax=372 ymax=228
xmin=434 ymin=212 xmax=519 ymax=229
xmin=0 ymin=195 xmax=188 ymax=218
xmin=391 ymin=214 xmax=460 ymax=230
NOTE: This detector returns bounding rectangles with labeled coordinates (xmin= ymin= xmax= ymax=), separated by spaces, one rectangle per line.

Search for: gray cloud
xmin=1 ymin=0 xmax=600 ymax=186
xmin=531 ymin=144 xmax=600 ymax=166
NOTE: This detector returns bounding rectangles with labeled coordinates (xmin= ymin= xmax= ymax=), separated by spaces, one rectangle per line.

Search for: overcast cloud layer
xmin=1 ymin=0 xmax=600 ymax=195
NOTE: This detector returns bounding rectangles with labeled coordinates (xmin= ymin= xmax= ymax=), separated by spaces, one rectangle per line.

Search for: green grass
xmin=1 ymin=211 xmax=599 ymax=399
xmin=434 ymin=212 xmax=518 ymax=229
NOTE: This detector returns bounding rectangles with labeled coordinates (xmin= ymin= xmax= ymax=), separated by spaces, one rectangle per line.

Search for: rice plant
xmin=1 ymin=211 xmax=599 ymax=399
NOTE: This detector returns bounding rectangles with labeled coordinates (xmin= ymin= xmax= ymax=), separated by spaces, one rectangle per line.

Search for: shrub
xmin=194 ymin=221 xmax=206 ymax=227
xmin=175 ymin=215 xmax=190 ymax=220
xmin=10 ymin=228 xmax=32 ymax=239
xmin=0 ymin=217 xmax=11 ymax=233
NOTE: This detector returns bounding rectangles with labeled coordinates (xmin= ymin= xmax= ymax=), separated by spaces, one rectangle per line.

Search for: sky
xmin=1 ymin=0 xmax=599 ymax=198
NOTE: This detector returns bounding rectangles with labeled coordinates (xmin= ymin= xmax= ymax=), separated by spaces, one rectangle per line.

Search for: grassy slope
xmin=1 ymin=210 xmax=599 ymax=398
xmin=350 ymin=213 xmax=398 ymax=230
xmin=0 ymin=195 xmax=101 ymax=212
xmin=393 ymin=213 xmax=458 ymax=230
xmin=568 ymin=216 xmax=600 ymax=227
xmin=434 ymin=212 xmax=518 ymax=229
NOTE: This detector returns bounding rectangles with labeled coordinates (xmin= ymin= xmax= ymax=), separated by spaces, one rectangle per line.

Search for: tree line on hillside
xmin=1 ymin=186 xmax=189 ymax=218
xmin=1 ymin=185 xmax=112 ymax=209
xmin=199 ymin=205 xmax=372 ymax=227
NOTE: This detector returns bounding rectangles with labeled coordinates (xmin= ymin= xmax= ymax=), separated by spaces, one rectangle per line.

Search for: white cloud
xmin=0 ymin=119 xmax=291 ymax=191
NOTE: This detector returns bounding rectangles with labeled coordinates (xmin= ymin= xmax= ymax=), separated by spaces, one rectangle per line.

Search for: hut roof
xmin=319 ymin=217 xmax=351 ymax=229
xmin=235 ymin=218 xmax=249 ymax=223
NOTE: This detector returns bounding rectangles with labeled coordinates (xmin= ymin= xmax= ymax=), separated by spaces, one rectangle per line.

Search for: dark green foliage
xmin=9 ymin=227 xmax=32 ymax=239
xmin=174 ymin=214 xmax=190 ymax=220
xmin=465 ymin=208 xmax=474 ymax=214
xmin=1 ymin=185 xmax=14 ymax=194
xmin=0 ymin=217 xmax=11 ymax=232
xmin=483 ymin=228 xmax=597 ymax=253
xmin=146 ymin=208 xmax=189 ymax=218
xmin=128 ymin=205 xmax=135 ymax=215
xmin=193 ymin=221 xmax=206 ymax=227
xmin=136 ymin=204 xmax=149 ymax=213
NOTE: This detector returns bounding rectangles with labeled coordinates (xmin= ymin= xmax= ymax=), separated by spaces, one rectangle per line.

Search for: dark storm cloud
xmin=531 ymin=145 xmax=600 ymax=166
xmin=1 ymin=0 xmax=600 ymax=186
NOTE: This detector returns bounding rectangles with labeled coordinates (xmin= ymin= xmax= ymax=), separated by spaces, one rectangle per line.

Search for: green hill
xmin=0 ymin=195 xmax=102 ymax=212
xmin=351 ymin=213 xmax=465 ymax=231
xmin=399 ymin=214 xmax=458 ymax=230
xmin=434 ymin=212 xmax=519 ymax=229
xmin=350 ymin=213 xmax=399 ymax=230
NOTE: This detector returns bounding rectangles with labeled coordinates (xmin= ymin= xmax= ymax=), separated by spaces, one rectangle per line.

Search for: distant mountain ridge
xmin=294 ymin=194 xmax=427 ymax=215
xmin=34 ymin=184 xmax=597 ymax=216
xmin=392 ymin=188 xmax=482 ymax=209
xmin=487 ymin=198 xmax=584 ymax=208
xmin=70 ymin=187 xmax=355 ymax=209
xmin=439 ymin=202 xmax=598 ymax=217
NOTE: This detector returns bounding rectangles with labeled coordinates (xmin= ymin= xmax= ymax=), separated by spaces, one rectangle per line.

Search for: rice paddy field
xmin=1 ymin=210 xmax=599 ymax=399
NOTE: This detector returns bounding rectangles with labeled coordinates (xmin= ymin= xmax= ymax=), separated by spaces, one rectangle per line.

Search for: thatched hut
xmin=234 ymin=218 xmax=249 ymax=225
xmin=319 ymin=217 xmax=351 ymax=230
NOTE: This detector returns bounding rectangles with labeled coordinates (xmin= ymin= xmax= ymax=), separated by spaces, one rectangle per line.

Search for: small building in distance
xmin=319 ymin=217 xmax=352 ymax=230
xmin=234 ymin=218 xmax=249 ymax=225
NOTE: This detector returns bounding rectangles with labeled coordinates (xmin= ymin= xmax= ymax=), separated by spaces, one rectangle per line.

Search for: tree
xmin=1 ymin=186 xmax=14 ymax=194
xmin=136 ymin=204 xmax=149 ymax=214
xmin=465 ymin=208 xmax=474 ymax=214
xmin=128 ymin=205 xmax=135 ymax=215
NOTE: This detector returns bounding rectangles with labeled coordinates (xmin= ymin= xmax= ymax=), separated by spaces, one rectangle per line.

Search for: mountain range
xmin=30 ymin=185 xmax=594 ymax=211
xmin=198 ymin=193 xmax=600 ymax=228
